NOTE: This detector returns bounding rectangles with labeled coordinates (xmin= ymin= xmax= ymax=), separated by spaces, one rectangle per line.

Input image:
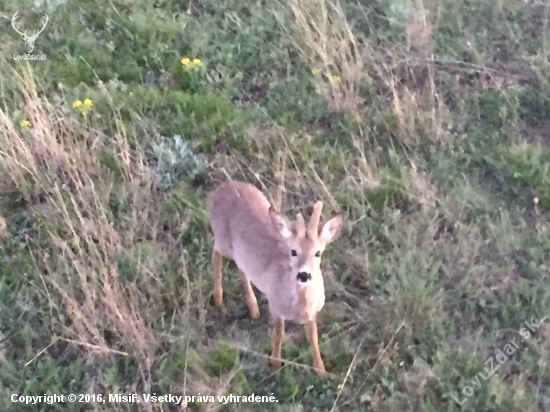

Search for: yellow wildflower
xmin=181 ymin=57 xmax=190 ymax=66
xmin=72 ymin=98 xmax=93 ymax=116
xmin=192 ymin=58 xmax=202 ymax=66
xmin=312 ymin=68 xmax=321 ymax=75
xmin=20 ymin=119 xmax=31 ymax=129
xmin=331 ymin=75 xmax=341 ymax=84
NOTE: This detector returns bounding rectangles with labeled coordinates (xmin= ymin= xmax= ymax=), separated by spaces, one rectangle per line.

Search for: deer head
xmin=269 ymin=200 xmax=344 ymax=286
xmin=12 ymin=11 xmax=49 ymax=54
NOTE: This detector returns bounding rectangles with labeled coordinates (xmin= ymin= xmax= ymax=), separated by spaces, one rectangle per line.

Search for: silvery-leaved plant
xmin=148 ymin=134 xmax=205 ymax=189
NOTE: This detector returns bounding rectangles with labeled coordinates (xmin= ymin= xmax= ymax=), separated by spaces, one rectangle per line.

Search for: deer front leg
xmin=239 ymin=270 xmax=260 ymax=319
xmin=270 ymin=316 xmax=284 ymax=370
xmin=212 ymin=250 xmax=223 ymax=306
xmin=305 ymin=318 xmax=326 ymax=377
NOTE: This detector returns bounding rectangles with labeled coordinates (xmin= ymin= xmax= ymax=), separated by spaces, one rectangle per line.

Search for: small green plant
xmin=207 ymin=340 xmax=240 ymax=377
xmin=179 ymin=56 xmax=206 ymax=92
xmin=147 ymin=134 xmax=205 ymax=189
xmin=501 ymin=144 xmax=550 ymax=209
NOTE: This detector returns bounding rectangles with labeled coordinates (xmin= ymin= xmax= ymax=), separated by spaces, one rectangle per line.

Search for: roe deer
xmin=207 ymin=181 xmax=344 ymax=376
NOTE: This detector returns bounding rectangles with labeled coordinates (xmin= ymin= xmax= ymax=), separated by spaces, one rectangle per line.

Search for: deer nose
xmin=296 ymin=272 xmax=312 ymax=283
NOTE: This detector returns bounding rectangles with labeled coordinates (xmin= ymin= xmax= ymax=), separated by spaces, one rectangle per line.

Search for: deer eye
xmin=315 ymin=251 xmax=321 ymax=257
xmin=291 ymin=249 xmax=297 ymax=257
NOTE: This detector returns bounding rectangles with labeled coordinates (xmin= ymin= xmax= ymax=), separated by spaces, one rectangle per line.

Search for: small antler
xmin=307 ymin=201 xmax=323 ymax=238
xmin=295 ymin=213 xmax=306 ymax=237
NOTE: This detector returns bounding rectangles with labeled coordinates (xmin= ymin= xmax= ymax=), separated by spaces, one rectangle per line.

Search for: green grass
xmin=1 ymin=0 xmax=550 ymax=411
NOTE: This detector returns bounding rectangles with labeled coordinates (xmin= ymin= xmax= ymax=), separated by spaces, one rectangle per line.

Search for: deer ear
xmin=269 ymin=206 xmax=292 ymax=239
xmin=319 ymin=215 xmax=343 ymax=244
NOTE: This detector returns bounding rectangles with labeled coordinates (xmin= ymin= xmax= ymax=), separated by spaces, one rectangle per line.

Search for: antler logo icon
xmin=11 ymin=11 xmax=49 ymax=54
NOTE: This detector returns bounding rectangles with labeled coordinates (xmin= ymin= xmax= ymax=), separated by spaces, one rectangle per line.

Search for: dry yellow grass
xmin=0 ymin=66 xmax=158 ymax=362
xmin=285 ymin=0 xmax=365 ymax=116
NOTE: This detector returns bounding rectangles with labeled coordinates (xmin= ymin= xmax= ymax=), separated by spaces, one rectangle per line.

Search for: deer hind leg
xmin=305 ymin=318 xmax=327 ymax=377
xmin=212 ymin=249 xmax=223 ymax=305
xmin=239 ymin=270 xmax=260 ymax=319
xmin=270 ymin=316 xmax=285 ymax=370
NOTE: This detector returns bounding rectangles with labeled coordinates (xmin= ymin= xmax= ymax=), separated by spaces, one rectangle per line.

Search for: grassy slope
xmin=1 ymin=0 xmax=550 ymax=411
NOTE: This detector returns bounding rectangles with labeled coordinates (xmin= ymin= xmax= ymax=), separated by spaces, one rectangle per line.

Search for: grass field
xmin=1 ymin=0 xmax=550 ymax=411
